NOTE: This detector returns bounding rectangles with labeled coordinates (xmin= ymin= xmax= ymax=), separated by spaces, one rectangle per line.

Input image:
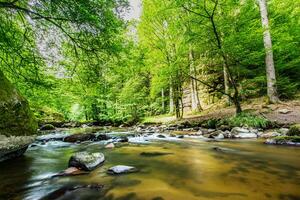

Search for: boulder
xmin=68 ymin=152 xmax=105 ymax=171
xmin=215 ymin=133 xmax=224 ymax=139
xmin=260 ymin=131 xmax=280 ymax=139
xmin=40 ymin=124 xmax=55 ymax=131
xmin=63 ymin=133 xmax=95 ymax=143
xmin=107 ymin=165 xmax=138 ymax=175
xmin=96 ymin=134 xmax=110 ymax=141
xmin=205 ymin=130 xmax=224 ymax=139
xmin=231 ymin=127 xmax=257 ymax=139
xmin=0 ymin=135 xmax=35 ymax=162
xmin=115 ymin=136 xmax=129 ymax=143
xmin=0 ymin=70 xmax=37 ymax=136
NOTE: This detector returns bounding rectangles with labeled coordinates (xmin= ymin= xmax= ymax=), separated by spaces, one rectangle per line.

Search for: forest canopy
xmin=0 ymin=0 xmax=299 ymax=125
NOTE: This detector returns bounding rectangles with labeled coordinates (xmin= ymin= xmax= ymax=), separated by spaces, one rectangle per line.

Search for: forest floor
xmin=143 ymin=98 xmax=300 ymax=126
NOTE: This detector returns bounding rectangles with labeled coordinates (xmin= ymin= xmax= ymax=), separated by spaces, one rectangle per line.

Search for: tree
xmin=258 ymin=0 xmax=279 ymax=103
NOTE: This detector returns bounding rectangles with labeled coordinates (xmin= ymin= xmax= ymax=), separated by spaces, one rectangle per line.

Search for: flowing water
xmin=0 ymin=129 xmax=300 ymax=200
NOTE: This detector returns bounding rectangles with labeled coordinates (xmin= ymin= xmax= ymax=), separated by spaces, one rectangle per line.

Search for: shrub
xmin=287 ymin=124 xmax=300 ymax=136
xmin=225 ymin=112 xmax=269 ymax=129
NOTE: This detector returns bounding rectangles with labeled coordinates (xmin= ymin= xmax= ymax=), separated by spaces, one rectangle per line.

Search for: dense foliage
xmin=0 ymin=0 xmax=299 ymax=124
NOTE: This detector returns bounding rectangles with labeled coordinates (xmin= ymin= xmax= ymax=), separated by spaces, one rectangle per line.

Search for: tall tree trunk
xmin=161 ymin=88 xmax=165 ymax=113
xmin=169 ymin=85 xmax=174 ymax=114
xmin=189 ymin=46 xmax=202 ymax=112
xmin=258 ymin=0 xmax=279 ymax=103
xmin=223 ymin=63 xmax=231 ymax=105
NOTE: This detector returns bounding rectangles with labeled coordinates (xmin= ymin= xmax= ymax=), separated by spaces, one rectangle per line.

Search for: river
xmin=0 ymin=128 xmax=299 ymax=200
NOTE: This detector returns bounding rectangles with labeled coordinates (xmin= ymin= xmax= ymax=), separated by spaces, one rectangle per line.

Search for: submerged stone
xmin=107 ymin=165 xmax=138 ymax=175
xmin=140 ymin=152 xmax=173 ymax=157
xmin=39 ymin=184 xmax=103 ymax=200
xmin=68 ymin=151 xmax=105 ymax=171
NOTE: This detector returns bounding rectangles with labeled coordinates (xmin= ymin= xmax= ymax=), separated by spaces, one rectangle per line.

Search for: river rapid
xmin=0 ymin=128 xmax=299 ymax=200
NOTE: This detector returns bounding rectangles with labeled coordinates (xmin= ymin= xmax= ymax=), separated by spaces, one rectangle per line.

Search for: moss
xmin=286 ymin=124 xmax=300 ymax=136
xmin=273 ymin=136 xmax=300 ymax=143
xmin=0 ymin=70 xmax=37 ymax=136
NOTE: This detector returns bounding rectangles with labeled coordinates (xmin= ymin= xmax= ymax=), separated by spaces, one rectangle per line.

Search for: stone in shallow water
xmin=68 ymin=151 xmax=105 ymax=171
xmin=63 ymin=133 xmax=96 ymax=143
xmin=105 ymin=143 xmax=115 ymax=148
xmin=231 ymin=127 xmax=257 ymax=138
xmin=140 ymin=152 xmax=173 ymax=157
xmin=107 ymin=165 xmax=138 ymax=175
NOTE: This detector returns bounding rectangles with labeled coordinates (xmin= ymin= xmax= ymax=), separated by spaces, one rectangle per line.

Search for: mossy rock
xmin=0 ymin=70 xmax=37 ymax=136
xmin=287 ymin=124 xmax=300 ymax=136
xmin=274 ymin=136 xmax=300 ymax=143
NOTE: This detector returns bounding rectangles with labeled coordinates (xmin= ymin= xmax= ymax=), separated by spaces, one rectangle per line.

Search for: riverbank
xmin=143 ymin=99 xmax=300 ymax=126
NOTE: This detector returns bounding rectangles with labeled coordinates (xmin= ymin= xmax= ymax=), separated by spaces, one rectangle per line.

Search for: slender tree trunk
xmin=169 ymin=85 xmax=174 ymax=114
xmin=223 ymin=63 xmax=231 ymax=105
xmin=258 ymin=0 xmax=279 ymax=103
xmin=161 ymin=88 xmax=165 ymax=113
xmin=189 ymin=46 xmax=202 ymax=112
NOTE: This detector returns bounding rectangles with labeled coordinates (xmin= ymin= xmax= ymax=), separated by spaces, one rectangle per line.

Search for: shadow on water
xmin=0 ymin=155 xmax=33 ymax=200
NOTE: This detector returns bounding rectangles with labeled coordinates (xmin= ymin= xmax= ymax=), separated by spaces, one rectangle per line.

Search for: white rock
xmin=215 ymin=133 xmax=224 ymax=139
xmin=235 ymin=133 xmax=257 ymax=138
xmin=107 ymin=165 xmax=138 ymax=174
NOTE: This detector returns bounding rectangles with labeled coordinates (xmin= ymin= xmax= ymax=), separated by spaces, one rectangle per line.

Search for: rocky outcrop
xmin=107 ymin=165 xmax=138 ymax=175
xmin=0 ymin=135 xmax=35 ymax=162
xmin=68 ymin=151 xmax=105 ymax=171
xmin=0 ymin=70 xmax=37 ymax=136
